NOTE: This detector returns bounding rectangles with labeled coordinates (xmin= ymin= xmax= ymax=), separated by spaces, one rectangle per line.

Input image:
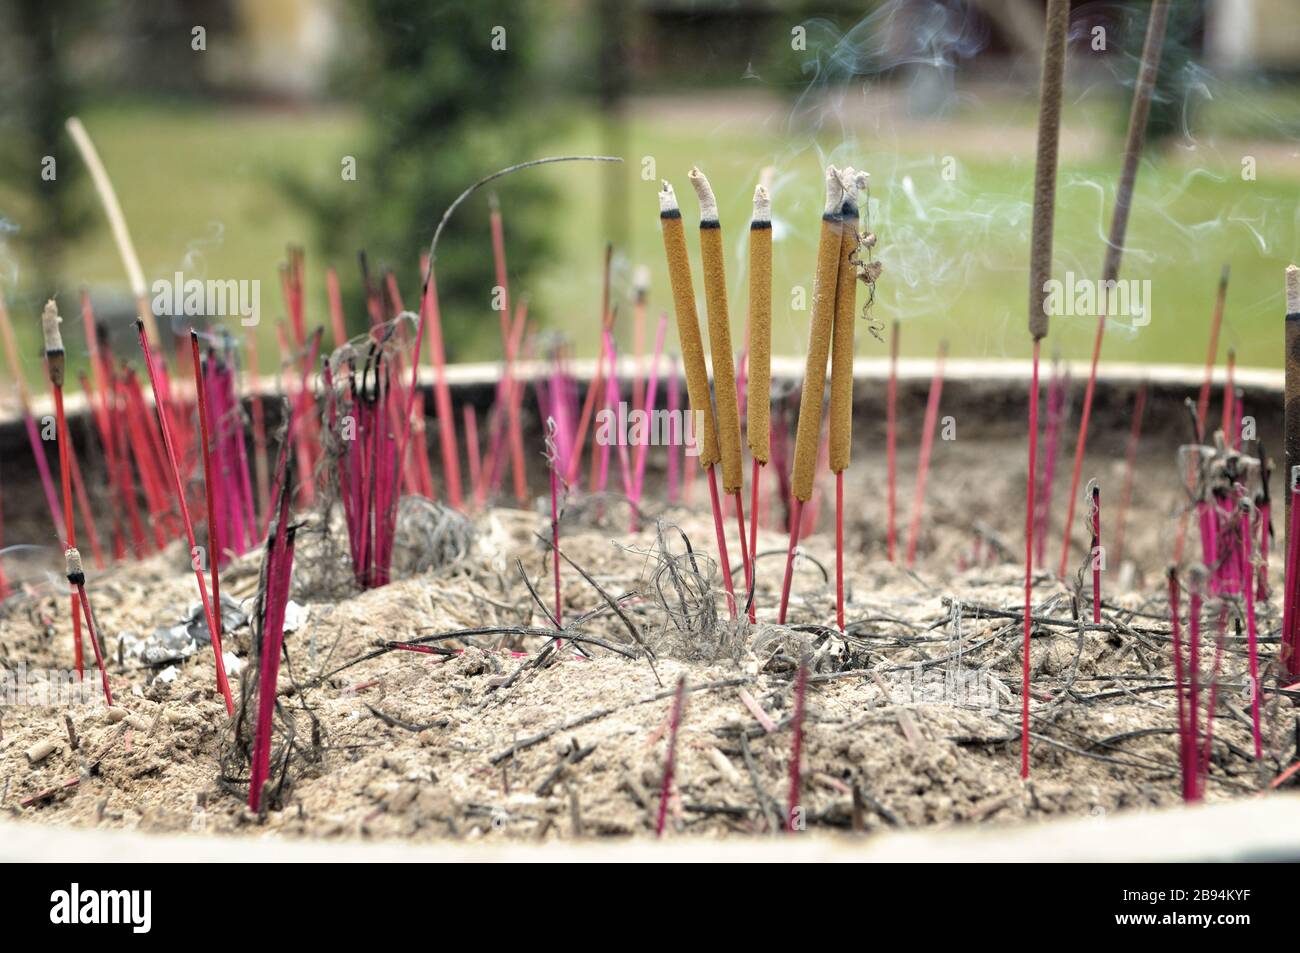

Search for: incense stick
xmin=778 ymin=168 xmax=845 ymax=625
xmin=903 ymin=341 xmax=947 ymax=568
xmin=660 ymin=179 xmax=735 ymax=617
xmin=655 ymin=675 xmax=688 ymax=837
xmin=748 ymin=185 xmax=773 ymax=613
xmin=65 ymin=118 xmax=158 ymax=347
xmin=191 ymin=332 xmax=225 ymax=666
xmin=65 ymin=548 xmax=111 ymax=706
xmin=689 ymin=168 xmax=750 ymax=583
xmin=1240 ymin=497 xmax=1262 ymax=761
xmin=42 ymin=300 xmax=85 ymax=676
xmin=135 ymin=319 xmax=234 ymax=714
xmin=786 ymin=663 xmax=808 ymax=833
xmin=1058 ymin=0 xmax=1170 ymax=577
xmin=886 ymin=319 xmax=899 ymax=562
xmin=1022 ymin=0 xmax=1069 ymax=779
xmin=1089 ymin=480 xmax=1101 ymax=624
xmin=830 ymin=170 xmax=865 ymax=631
xmin=1285 ymin=264 xmax=1300 ymax=562
xmin=0 ymin=289 xmax=65 ymax=540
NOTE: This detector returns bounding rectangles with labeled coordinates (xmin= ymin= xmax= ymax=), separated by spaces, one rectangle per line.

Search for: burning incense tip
xmin=658 ymin=180 xmax=720 ymax=468
xmin=691 ymin=164 xmax=743 ymax=493
xmin=64 ymin=547 xmax=84 ymax=583
xmin=42 ymin=299 xmax=66 ymax=387
xmin=821 ymin=165 xmax=845 ymax=216
xmin=41 ymin=299 xmax=64 ymax=355
xmin=687 ymin=166 xmax=719 ymax=223
xmin=1287 ymin=264 xmax=1299 ymax=314
xmin=829 ymin=169 xmax=863 ymax=476
xmin=658 ymin=181 xmax=680 ymax=216
xmin=748 ymin=183 xmax=773 ymax=465
xmin=791 ymin=165 xmax=847 ymax=503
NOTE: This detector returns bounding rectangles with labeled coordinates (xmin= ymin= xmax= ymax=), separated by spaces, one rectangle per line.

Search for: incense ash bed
xmin=2 ymin=0 xmax=1298 ymax=860
xmin=0 ymin=359 xmax=1289 ymax=846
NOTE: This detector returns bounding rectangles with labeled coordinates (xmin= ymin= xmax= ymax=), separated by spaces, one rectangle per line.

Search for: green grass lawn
xmin=1 ymin=92 xmax=1293 ymax=391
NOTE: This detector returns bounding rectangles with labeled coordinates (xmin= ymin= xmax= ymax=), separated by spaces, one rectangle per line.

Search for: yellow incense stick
xmin=689 ymin=167 xmax=743 ymax=495
xmin=791 ymin=167 xmax=845 ymax=503
xmin=747 ymin=184 xmax=772 ymax=466
xmin=830 ymin=169 xmax=866 ymax=475
xmin=659 ymin=181 xmax=721 ymax=468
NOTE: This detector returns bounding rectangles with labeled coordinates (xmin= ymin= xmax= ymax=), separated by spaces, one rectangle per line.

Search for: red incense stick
xmin=42 ymin=301 xmax=84 ymax=677
xmin=1059 ymin=0 xmax=1171 ymax=577
xmin=422 ymin=266 xmax=463 ymax=509
xmin=66 ymin=548 xmax=111 ymax=705
xmin=903 ymin=341 xmax=947 ymax=568
xmin=191 ymin=332 xmax=225 ymax=662
xmin=136 ymin=319 xmax=233 ymax=714
xmin=655 ymin=675 xmax=688 ymax=837
xmin=786 ymin=663 xmax=808 ymax=833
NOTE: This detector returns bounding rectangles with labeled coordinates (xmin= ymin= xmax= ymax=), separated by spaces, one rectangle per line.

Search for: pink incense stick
xmin=136 ymin=319 xmax=233 ymax=715
xmin=707 ymin=466 xmax=739 ymax=620
xmin=1283 ymin=470 xmax=1300 ymax=677
xmin=1168 ymin=569 xmax=1193 ymax=800
xmin=632 ymin=313 xmax=668 ymax=505
xmin=904 ymin=342 xmax=947 ymax=568
xmin=1188 ymin=570 xmax=1204 ymax=800
xmin=1240 ymin=497 xmax=1262 ymax=760
xmin=548 ymin=422 xmax=563 ymax=630
xmin=1089 ymin=481 xmax=1101 ymax=623
xmin=667 ymin=357 xmax=681 ymax=502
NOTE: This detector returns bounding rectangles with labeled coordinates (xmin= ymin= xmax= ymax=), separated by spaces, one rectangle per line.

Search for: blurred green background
xmin=0 ymin=0 xmax=1298 ymax=389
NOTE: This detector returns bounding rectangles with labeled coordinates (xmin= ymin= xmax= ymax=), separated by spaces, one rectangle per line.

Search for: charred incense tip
xmin=752 ymin=184 xmax=771 ymax=225
xmin=658 ymin=180 xmax=680 ymax=217
xmin=634 ymin=264 xmax=651 ymax=300
xmin=1219 ymin=263 xmax=1230 ymax=287
xmin=688 ymin=166 xmax=719 ymax=224
xmin=838 ymin=167 xmax=868 ymax=217
xmin=41 ymin=299 xmax=64 ymax=355
xmin=42 ymin=298 xmax=66 ymax=386
xmin=822 ymin=165 xmax=845 ymax=217
xmin=1292 ymin=465 xmax=1300 ymax=494
xmin=64 ymin=547 xmax=85 ymax=584
xmin=1186 ymin=563 xmax=1208 ymax=592
xmin=1286 ymin=264 xmax=1300 ymax=315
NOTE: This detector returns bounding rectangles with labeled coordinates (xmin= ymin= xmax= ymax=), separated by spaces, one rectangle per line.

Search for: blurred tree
xmin=288 ymin=0 xmax=558 ymax=359
xmin=0 ymin=0 xmax=91 ymax=293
